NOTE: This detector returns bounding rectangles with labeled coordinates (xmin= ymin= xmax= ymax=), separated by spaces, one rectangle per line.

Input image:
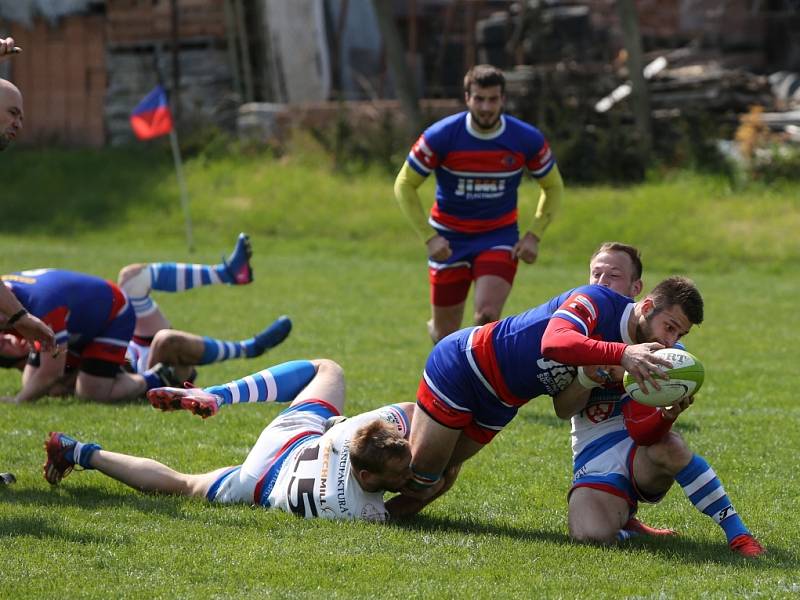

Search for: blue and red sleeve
xmin=540 ymin=289 xmax=626 ymax=364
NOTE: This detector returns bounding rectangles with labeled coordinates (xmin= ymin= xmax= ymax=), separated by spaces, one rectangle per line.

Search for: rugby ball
xmin=623 ymin=348 xmax=704 ymax=407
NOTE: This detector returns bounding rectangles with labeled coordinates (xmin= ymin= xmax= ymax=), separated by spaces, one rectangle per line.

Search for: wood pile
xmin=647 ymin=61 xmax=773 ymax=114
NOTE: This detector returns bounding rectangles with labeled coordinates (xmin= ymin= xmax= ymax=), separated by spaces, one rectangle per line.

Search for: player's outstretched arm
xmin=552 ymin=366 xmax=611 ymax=419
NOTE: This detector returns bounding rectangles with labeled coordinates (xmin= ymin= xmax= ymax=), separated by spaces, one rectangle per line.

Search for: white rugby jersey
xmin=571 ymin=387 xmax=626 ymax=459
xmin=267 ymin=404 xmax=410 ymax=521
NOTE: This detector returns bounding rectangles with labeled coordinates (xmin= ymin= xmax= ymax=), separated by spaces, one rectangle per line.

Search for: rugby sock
xmin=72 ymin=442 xmax=102 ymax=470
xmin=148 ymin=234 xmax=252 ymax=291
xmin=616 ymin=529 xmax=636 ymax=541
xmin=129 ymin=295 xmax=158 ymax=318
xmin=198 ymin=317 xmax=292 ymax=363
xmin=675 ymin=454 xmax=749 ymax=543
xmin=56 ymin=437 xmax=101 ymax=471
xmin=142 ymin=365 xmax=170 ymax=390
xmin=203 ymin=360 xmax=317 ymax=406
xmin=119 ymin=266 xmax=159 ymax=318
xmin=148 ymin=262 xmax=227 ymax=291
xmin=198 ymin=337 xmax=245 ymax=364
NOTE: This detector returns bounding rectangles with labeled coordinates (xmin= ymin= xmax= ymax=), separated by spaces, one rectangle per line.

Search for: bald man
xmin=0 ymin=37 xmax=24 ymax=152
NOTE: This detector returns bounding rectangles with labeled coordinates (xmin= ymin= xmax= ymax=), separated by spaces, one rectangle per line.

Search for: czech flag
xmin=130 ymin=85 xmax=173 ymax=140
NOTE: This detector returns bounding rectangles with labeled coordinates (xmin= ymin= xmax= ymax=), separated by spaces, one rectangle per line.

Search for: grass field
xmin=1 ymin=146 xmax=799 ymax=598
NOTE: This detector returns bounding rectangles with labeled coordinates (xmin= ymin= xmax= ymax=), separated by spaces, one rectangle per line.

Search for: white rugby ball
xmin=623 ymin=348 xmax=704 ymax=407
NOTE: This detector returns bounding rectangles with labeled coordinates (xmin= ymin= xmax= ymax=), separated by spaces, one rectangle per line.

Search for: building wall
xmin=8 ymin=14 xmax=107 ymax=147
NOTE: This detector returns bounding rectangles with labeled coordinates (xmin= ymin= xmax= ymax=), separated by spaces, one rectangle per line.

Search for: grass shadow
xmin=392 ymin=513 xmax=793 ymax=569
xmin=391 ymin=513 xmax=572 ymax=546
xmin=0 ymin=515 xmax=113 ymax=544
xmin=2 ymin=483 xmax=271 ymax=529
xmin=1 ymin=147 xmax=174 ymax=235
xmin=1 ymin=485 xmax=188 ymax=518
xmin=622 ymin=534 xmax=794 ymax=568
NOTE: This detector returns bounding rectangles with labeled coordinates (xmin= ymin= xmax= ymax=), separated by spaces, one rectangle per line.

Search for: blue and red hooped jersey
xmin=470 ymin=285 xmax=635 ymax=405
xmin=2 ymin=269 xmax=129 ymax=349
xmin=406 ymin=112 xmax=555 ymax=234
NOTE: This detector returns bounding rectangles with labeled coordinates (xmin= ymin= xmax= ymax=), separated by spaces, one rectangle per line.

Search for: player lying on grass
xmin=115 ymin=232 xmax=291 ymax=386
xmin=1 ymin=268 xmax=173 ymax=403
xmin=44 ymin=359 xmax=414 ymax=522
xmin=0 ymin=234 xmax=291 ymax=400
xmin=552 ymin=242 xmax=764 ymax=557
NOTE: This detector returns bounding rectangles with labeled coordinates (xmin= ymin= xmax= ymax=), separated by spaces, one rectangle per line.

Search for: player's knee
xmin=647 ymin=432 xmax=692 ymax=474
xmin=118 ymin=263 xmax=151 ymax=297
xmin=150 ymin=329 xmax=178 ymax=354
xmin=473 ymin=306 xmax=500 ymax=326
xmin=313 ymin=358 xmax=343 ymax=381
xmin=427 ymin=320 xmax=453 ymax=344
xmin=569 ymin=522 xmax=617 ymax=545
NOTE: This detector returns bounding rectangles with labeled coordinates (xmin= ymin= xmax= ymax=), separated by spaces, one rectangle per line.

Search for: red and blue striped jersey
xmin=406 ymin=111 xmax=555 ymax=234
xmin=2 ymin=269 xmax=129 ymax=348
xmin=471 ymin=285 xmax=634 ymax=404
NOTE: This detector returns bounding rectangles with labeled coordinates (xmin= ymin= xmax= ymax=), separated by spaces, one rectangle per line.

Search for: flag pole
xmin=168 ymin=128 xmax=194 ymax=252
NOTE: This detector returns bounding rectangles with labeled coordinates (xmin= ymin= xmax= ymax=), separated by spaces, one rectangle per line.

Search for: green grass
xmin=1 ymin=146 xmax=799 ymax=598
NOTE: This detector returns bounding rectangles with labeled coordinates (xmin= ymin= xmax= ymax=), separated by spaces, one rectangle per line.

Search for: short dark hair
xmin=591 ymin=242 xmax=643 ymax=281
xmin=648 ymin=276 xmax=704 ymax=324
xmin=350 ymin=420 xmax=409 ymax=474
xmin=463 ymin=64 xmax=505 ymax=95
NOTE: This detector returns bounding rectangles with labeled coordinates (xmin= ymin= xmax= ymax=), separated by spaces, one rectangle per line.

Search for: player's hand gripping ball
xmin=623 ymin=348 xmax=704 ymax=407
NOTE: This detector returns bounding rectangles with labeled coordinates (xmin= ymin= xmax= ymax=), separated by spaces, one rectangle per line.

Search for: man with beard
xmin=553 ymin=242 xmax=765 ymax=557
xmin=394 ymin=64 xmax=564 ymax=343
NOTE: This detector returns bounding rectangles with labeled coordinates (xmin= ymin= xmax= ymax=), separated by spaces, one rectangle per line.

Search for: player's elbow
xmin=540 ymin=337 xmax=565 ymax=363
xmin=393 ymin=175 xmax=415 ymax=205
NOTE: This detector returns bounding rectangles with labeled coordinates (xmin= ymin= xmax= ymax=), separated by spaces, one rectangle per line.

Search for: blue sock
xmin=148 ymin=234 xmax=251 ymax=290
xmin=616 ymin=529 xmax=636 ymax=541
xmin=142 ymin=367 xmax=167 ymax=390
xmin=199 ymin=317 xmax=292 ymax=364
xmin=198 ymin=337 xmax=246 ymax=364
xmin=675 ymin=454 xmax=749 ymax=543
xmin=203 ymin=360 xmax=316 ymax=406
xmin=148 ymin=262 xmax=229 ymax=291
xmin=72 ymin=441 xmax=102 ymax=470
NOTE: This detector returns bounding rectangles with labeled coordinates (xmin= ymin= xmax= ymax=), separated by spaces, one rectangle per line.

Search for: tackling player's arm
xmin=393 ymin=163 xmax=451 ymax=261
xmin=541 ymin=290 xmax=671 ymax=391
xmin=552 ymin=365 xmax=621 ymax=419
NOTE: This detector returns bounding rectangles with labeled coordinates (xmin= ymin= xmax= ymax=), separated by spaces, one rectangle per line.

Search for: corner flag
xmin=130 ymin=85 xmax=173 ymax=140
xmin=129 ymin=84 xmax=193 ymax=251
